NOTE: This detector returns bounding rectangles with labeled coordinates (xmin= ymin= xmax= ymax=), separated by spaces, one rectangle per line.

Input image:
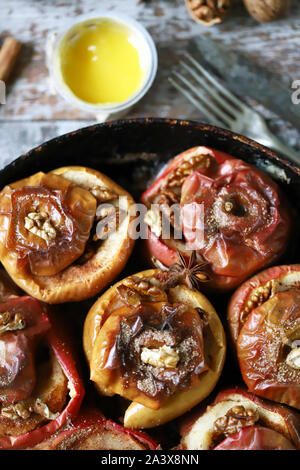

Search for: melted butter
xmin=59 ymin=19 xmax=145 ymax=105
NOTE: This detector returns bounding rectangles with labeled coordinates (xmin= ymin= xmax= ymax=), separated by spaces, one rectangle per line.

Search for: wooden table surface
xmin=1 ymin=0 xmax=300 ymax=169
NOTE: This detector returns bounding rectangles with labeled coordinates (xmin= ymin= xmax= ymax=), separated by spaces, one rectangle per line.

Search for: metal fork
xmin=169 ymin=52 xmax=300 ymax=166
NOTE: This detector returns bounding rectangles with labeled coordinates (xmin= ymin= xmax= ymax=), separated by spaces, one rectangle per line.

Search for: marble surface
xmin=0 ymin=0 xmax=300 ymax=168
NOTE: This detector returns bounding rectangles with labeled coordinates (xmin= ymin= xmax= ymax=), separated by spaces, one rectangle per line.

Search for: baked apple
xmin=0 ymin=296 xmax=84 ymax=449
xmin=0 ymin=270 xmax=20 ymax=302
xmin=83 ymin=269 xmax=226 ymax=429
xmin=33 ymin=409 xmax=158 ymax=450
xmin=141 ymin=146 xmax=291 ymax=292
xmin=0 ymin=166 xmax=136 ymax=303
xmin=215 ymin=427 xmax=295 ymax=450
xmin=228 ymin=265 xmax=300 ymax=409
xmin=179 ymin=388 xmax=300 ymax=450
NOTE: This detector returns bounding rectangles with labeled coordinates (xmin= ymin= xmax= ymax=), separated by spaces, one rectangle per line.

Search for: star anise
xmin=153 ymin=251 xmax=210 ymax=291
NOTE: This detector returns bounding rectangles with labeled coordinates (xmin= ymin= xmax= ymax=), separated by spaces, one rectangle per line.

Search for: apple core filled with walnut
xmin=0 ymin=296 xmax=84 ymax=449
xmin=141 ymin=146 xmax=292 ymax=293
xmin=228 ymin=265 xmax=300 ymax=409
xmin=179 ymin=389 xmax=300 ymax=450
xmin=0 ymin=166 xmax=136 ymax=303
xmin=83 ymin=268 xmax=226 ymax=429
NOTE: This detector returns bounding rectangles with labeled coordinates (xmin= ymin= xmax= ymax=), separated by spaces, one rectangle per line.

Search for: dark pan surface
xmin=1 ymin=118 xmax=300 ymax=205
xmin=0 ymin=118 xmax=299 ymax=448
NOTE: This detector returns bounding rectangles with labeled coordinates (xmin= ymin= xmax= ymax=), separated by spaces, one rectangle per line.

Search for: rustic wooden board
xmin=0 ymin=0 xmax=300 ymax=166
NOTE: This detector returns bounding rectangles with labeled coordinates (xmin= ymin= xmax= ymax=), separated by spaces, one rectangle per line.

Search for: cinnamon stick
xmin=0 ymin=36 xmax=22 ymax=82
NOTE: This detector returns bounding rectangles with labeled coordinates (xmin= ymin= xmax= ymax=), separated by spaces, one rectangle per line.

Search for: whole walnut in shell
xmin=243 ymin=0 xmax=290 ymax=22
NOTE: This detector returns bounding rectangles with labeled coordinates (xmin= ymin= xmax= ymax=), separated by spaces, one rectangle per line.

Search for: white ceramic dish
xmin=47 ymin=13 xmax=158 ymax=122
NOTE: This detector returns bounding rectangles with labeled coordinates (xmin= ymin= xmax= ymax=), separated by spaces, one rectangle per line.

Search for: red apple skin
xmin=142 ymin=147 xmax=292 ymax=293
xmin=179 ymin=388 xmax=300 ymax=450
xmin=228 ymin=265 xmax=300 ymax=345
xmin=145 ymin=229 xmax=179 ymax=267
xmin=141 ymin=147 xmax=232 ymax=204
xmin=215 ymin=426 xmax=296 ymax=450
xmin=215 ymin=389 xmax=300 ymax=449
xmin=32 ymin=410 xmax=158 ymax=450
xmin=236 ymin=289 xmax=300 ymax=409
xmin=144 ymin=231 xmax=238 ymax=292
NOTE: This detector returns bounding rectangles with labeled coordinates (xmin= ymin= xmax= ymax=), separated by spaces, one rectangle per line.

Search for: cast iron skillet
xmin=1 ymin=118 xmax=299 ymax=447
xmin=1 ymin=118 xmax=300 ymax=205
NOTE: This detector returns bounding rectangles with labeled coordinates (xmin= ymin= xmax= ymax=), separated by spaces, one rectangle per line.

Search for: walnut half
xmin=186 ymin=0 xmax=232 ymax=26
xmin=286 ymin=347 xmax=300 ymax=370
xmin=141 ymin=345 xmax=180 ymax=369
xmin=24 ymin=210 xmax=56 ymax=242
xmin=1 ymin=398 xmax=59 ymax=421
xmin=213 ymin=405 xmax=259 ymax=438
xmin=0 ymin=311 xmax=26 ymax=335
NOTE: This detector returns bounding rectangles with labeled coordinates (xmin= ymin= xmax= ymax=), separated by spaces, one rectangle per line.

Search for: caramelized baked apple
xmin=141 ymin=146 xmax=291 ymax=292
xmin=0 ymin=166 xmax=136 ymax=303
xmin=0 ymin=296 xmax=84 ymax=449
xmin=83 ymin=269 xmax=226 ymax=428
xmin=33 ymin=409 xmax=158 ymax=450
xmin=228 ymin=265 xmax=300 ymax=409
xmin=179 ymin=388 xmax=300 ymax=450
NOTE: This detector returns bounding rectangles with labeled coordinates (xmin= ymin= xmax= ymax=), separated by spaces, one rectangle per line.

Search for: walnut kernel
xmin=286 ymin=347 xmax=300 ymax=370
xmin=214 ymin=405 xmax=259 ymax=437
xmin=141 ymin=345 xmax=180 ymax=368
xmin=25 ymin=210 xmax=56 ymax=241
xmin=186 ymin=0 xmax=231 ymax=26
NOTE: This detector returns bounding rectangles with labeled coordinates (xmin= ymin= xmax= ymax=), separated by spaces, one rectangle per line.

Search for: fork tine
xmin=173 ymin=71 xmax=234 ymax=127
xmin=184 ymin=52 xmax=247 ymax=111
xmin=179 ymin=60 xmax=241 ymax=120
xmin=168 ymin=77 xmax=224 ymax=127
